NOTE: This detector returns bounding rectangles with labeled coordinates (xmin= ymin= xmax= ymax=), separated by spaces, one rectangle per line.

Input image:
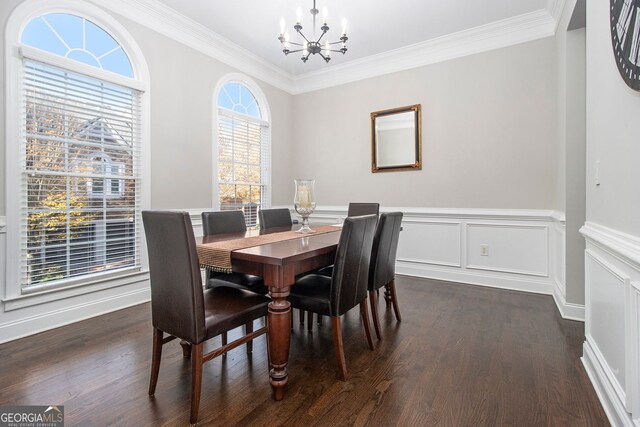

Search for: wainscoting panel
xmin=632 ymin=281 xmax=640 ymax=419
xmin=585 ymin=250 xmax=628 ymax=407
xmin=290 ymin=206 xmax=561 ymax=297
xmin=466 ymin=223 xmax=548 ymax=276
xmin=397 ymin=220 xmax=461 ymax=268
xmin=0 ymin=208 xmax=575 ymax=344
xmin=581 ymin=222 xmax=640 ymax=426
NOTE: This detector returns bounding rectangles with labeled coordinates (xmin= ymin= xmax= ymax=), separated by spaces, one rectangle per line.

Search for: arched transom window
xmin=22 ymin=13 xmax=133 ymax=76
xmin=216 ymin=79 xmax=270 ymax=227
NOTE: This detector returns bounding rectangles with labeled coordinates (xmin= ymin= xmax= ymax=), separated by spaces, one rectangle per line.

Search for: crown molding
xmin=291 ymin=8 xmax=557 ymax=93
xmin=548 ymin=0 xmax=567 ymax=26
xmin=89 ymin=0 xmax=563 ymax=95
xmin=87 ymin=0 xmax=295 ymax=93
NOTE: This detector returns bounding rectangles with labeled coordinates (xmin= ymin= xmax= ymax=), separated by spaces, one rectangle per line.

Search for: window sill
xmin=2 ymin=269 xmax=150 ymax=311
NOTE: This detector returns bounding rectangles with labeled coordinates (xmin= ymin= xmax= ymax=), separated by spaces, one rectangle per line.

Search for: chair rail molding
xmin=580 ymin=221 xmax=640 ymax=427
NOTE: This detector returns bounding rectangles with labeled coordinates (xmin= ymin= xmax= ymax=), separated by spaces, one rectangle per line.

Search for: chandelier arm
xmin=285 ymin=41 xmax=305 ymax=47
xmin=327 ymin=41 xmax=344 ymax=45
xmin=286 ymin=48 xmax=306 ymax=54
xmin=318 ymin=52 xmax=330 ymax=63
xmin=316 ymin=29 xmax=328 ymax=44
xmin=296 ymin=28 xmax=311 ymax=43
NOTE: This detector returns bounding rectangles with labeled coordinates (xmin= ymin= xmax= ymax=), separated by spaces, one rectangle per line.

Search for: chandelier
xmin=278 ymin=0 xmax=348 ymax=63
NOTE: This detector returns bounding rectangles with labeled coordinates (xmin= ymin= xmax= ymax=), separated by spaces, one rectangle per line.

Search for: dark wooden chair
xmin=368 ymin=212 xmax=404 ymax=340
xmin=201 ymin=210 xmax=268 ymax=347
xmin=347 ymin=202 xmax=380 ymax=218
xmin=317 ymin=202 xmax=380 ymax=277
xmin=142 ymin=211 xmax=269 ymax=424
xmin=259 ymin=208 xmax=292 ymax=229
xmin=288 ymin=214 xmax=378 ymax=380
xmin=201 ymin=210 xmax=268 ymax=295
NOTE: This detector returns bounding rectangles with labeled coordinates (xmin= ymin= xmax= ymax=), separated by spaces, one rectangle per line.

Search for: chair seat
xmin=316 ymin=265 xmax=333 ymax=277
xmin=203 ymin=287 xmax=269 ymax=340
xmin=208 ymin=272 xmax=269 ymax=295
xmin=288 ymin=274 xmax=332 ymax=317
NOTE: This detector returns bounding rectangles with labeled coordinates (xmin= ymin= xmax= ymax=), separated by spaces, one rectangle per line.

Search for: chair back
xmin=202 ymin=210 xmax=247 ymax=236
xmin=142 ymin=211 xmax=206 ymax=343
xmin=259 ymin=208 xmax=292 ymax=229
xmin=330 ymin=214 xmax=378 ymax=316
xmin=347 ymin=203 xmax=380 ymax=218
xmin=369 ymin=212 xmax=403 ymax=290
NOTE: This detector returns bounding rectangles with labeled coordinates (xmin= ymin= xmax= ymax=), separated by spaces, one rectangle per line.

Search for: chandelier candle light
xmin=294 ymin=179 xmax=317 ymax=233
xmin=278 ymin=0 xmax=348 ymax=63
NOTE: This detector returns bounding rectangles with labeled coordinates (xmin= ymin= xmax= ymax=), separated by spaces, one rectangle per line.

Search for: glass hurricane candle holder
xmin=294 ymin=179 xmax=316 ymax=233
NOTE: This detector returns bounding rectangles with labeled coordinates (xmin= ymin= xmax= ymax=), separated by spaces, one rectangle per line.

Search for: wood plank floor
xmin=0 ymin=276 xmax=608 ymax=426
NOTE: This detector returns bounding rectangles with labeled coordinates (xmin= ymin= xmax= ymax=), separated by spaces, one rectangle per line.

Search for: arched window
xmin=22 ymin=13 xmax=133 ymax=76
xmin=7 ymin=6 xmax=147 ymax=293
xmin=215 ymin=77 xmax=271 ymax=227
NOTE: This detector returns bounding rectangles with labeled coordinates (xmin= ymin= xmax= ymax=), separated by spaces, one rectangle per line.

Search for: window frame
xmin=4 ymin=0 xmax=150 ymax=306
xmin=213 ymin=74 xmax=272 ymax=222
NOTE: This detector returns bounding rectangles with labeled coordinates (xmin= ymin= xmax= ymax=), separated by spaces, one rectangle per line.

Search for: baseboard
xmin=552 ymin=281 xmax=585 ymax=321
xmin=0 ymin=287 xmax=150 ymax=344
xmin=582 ymin=338 xmax=635 ymax=427
xmin=396 ymin=262 xmax=553 ymax=295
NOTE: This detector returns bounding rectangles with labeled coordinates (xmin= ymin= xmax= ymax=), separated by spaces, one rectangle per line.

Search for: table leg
xmin=267 ymin=285 xmax=291 ymax=401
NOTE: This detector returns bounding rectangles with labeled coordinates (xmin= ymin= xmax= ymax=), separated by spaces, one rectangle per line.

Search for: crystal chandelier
xmin=278 ymin=0 xmax=348 ymax=63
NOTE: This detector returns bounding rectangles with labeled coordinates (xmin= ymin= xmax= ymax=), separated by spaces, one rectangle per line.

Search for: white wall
xmin=585 ymin=3 xmax=640 ymax=236
xmin=580 ymin=0 xmax=640 ymax=425
xmin=287 ymin=37 xmax=558 ymax=210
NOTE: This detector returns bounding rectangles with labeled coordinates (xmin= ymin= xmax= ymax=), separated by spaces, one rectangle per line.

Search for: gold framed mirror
xmin=370 ymin=104 xmax=422 ymax=173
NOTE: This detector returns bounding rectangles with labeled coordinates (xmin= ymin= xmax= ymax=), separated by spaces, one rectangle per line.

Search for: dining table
xmin=196 ymin=224 xmax=342 ymax=401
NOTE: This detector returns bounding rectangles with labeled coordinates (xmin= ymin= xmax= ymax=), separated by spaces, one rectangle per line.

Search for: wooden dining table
xmin=197 ymin=224 xmax=342 ymax=401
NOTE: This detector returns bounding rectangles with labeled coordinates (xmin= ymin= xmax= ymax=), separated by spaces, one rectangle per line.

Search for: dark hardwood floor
xmin=0 ymin=276 xmax=608 ymax=426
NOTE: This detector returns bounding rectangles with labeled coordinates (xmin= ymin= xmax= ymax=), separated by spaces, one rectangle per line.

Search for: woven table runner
xmin=197 ymin=225 xmax=341 ymax=273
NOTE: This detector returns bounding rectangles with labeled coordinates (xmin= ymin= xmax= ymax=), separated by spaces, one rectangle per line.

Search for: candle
xmin=299 ymin=186 xmax=311 ymax=209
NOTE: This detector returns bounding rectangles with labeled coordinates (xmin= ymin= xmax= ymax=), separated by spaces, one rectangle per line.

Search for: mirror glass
xmin=371 ymin=105 xmax=421 ymax=173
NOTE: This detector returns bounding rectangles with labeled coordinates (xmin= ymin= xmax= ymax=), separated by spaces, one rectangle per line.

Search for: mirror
xmin=371 ymin=104 xmax=422 ymax=173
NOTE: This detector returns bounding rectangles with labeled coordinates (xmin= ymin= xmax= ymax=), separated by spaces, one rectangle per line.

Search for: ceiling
xmin=156 ymin=0 xmax=550 ymax=76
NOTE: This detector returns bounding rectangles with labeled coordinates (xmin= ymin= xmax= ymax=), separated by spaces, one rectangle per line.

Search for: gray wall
xmin=586 ymin=0 xmax=640 ymax=237
xmin=1 ymin=1 xmax=563 ymax=213
xmin=287 ymin=37 xmax=558 ymax=209
xmin=0 ymin=0 xmax=295 ymax=214
xmin=564 ymin=27 xmax=586 ymax=305
xmin=555 ymin=0 xmax=587 ymax=306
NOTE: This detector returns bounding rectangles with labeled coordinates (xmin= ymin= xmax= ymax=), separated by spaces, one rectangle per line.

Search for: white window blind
xmin=217 ymin=108 xmax=270 ymax=227
xmin=21 ymin=59 xmax=142 ymax=290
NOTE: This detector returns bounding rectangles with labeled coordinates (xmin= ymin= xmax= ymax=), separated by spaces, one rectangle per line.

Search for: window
xmin=215 ymin=79 xmax=270 ymax=227
xmin=16 ymin=12 xmax=143 ymax=291
xmin=86 ymin=154 xmax=124 ymax=198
